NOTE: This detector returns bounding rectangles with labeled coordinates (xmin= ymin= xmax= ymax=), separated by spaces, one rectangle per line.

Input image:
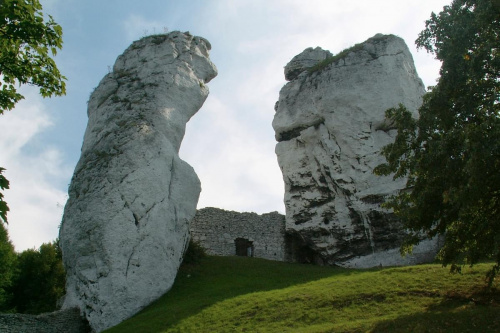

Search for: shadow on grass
xmin=372 ymin=289 xmax=500 ymax=333
xmin=105 ymin=256 xmax=355 ymax=333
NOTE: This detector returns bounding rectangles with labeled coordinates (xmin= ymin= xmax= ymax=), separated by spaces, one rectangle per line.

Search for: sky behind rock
xmin=1 ymin=0 xmax=450 ymax=251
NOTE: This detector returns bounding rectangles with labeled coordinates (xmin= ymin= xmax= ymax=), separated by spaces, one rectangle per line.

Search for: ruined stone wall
xmin=0 ymin=308 xmax=90 ymax=333
xmin=190 ymin=207 xmax=286 ymax=261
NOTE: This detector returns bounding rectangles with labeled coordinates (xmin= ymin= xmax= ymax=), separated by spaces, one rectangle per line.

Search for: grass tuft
xmin=308 ymin=34 xmax=391 ymax=74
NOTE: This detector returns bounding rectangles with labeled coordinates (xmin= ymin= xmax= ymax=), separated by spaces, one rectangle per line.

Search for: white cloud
xmin=212 ymin=0 xmax=447 ymax=87
xmin=181 ymin=95 xmax=285 ymax=214
xmin=2 ymin=1 xmax=452 ymax=251
xmin=179 ymin=0 xmax=448 ymax=216
xmin=0 ymin=88 xmax=71 ymax=251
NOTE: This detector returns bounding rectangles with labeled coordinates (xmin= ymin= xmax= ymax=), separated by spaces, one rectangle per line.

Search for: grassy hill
xmin=105 ymin=256 xmax=500 ymax=333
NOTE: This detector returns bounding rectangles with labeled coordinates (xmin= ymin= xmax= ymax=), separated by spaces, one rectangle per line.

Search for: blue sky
xmin=1 ymin=0 xmax=451 ymax=251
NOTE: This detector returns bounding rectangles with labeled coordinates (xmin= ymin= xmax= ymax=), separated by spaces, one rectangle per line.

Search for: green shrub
xmin=182 ymin=239 xmax=207 ymax=265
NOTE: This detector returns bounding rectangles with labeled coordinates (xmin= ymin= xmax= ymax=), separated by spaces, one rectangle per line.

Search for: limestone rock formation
xmin=59 ymin=31 xmax=216 ymax=332
xmin=273 ymin=34 xmax=439 ymax=267
xmin=284 ymin=47 xmax=332 ymax=81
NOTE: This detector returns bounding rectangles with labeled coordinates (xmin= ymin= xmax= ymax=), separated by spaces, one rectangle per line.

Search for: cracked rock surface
xmin=274 ymin=34 xmax=439 ymax=267
xmin=59 ymin=31 xmax=216 ymax=332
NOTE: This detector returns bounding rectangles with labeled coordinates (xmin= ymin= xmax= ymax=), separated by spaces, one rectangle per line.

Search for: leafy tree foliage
xmin=0 ymin=0 xmax=66 ymax=112
xmin=0 ymin=168 xmax=8 ymax=223
xmin=375 ymin=0 xmax=500 ymax=284
xmin=0 ymin=0 xmax=66 ymax=224
xmin=182 ymin=239 xmax=207 ymax=265
xmin=0 ymin=223 xmax=17 ymax=312
xmin=10 ymin=240 xmax=66 ymax=314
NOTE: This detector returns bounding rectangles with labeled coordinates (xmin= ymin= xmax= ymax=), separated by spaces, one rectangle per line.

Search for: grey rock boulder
xmin=273 ymin=34 xmax=439 ymax=267
xmin=284 ymin=47 xmax=332 ymax=81
xmin=59 ymin=31 xmax=216 ymax=332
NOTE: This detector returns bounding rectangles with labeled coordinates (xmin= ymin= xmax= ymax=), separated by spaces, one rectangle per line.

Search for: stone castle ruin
xmin=26 ymin=32 xmax=442 ymax=332
xmin=190 ymin=208 xmax=286 ymax=261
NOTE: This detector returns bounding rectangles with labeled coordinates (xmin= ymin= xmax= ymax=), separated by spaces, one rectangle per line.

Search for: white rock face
xmin=273 ymin=34 xmax=439 ymax=266
xmin=59 ymin=31 xmax=217 ymax=332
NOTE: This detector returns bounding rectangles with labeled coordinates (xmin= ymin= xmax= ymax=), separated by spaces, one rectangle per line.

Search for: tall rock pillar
xmin=59 ymin=31 xmax=217 ymax=332
xmin=274 ymin=34 xmax=439 ymax=267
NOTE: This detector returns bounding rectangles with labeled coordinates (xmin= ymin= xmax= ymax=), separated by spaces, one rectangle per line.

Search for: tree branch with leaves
xmin=0 ymin=168 xmax=8 ymax=223
xmin=375 ymin=0 xmax=500 ymax=286
xmin=0 ymin=0 xmax=66 ymax=224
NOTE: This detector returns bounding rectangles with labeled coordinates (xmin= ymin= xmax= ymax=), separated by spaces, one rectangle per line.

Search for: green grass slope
xmin=105 ymin=256 xmax=500 ymax=333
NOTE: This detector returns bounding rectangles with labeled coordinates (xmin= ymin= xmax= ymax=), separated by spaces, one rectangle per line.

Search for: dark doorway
xmin=235 ymin=238 xmax=254 ymax=257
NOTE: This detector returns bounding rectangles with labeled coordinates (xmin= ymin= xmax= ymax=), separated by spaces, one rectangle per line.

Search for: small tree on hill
xmin=375 ymin=0 xmax=500 ymax=285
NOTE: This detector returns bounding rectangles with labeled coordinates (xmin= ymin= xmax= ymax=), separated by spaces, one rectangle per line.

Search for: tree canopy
xmin=0 ymin=168 xmax=8 ymax=224
xmin=0 ymin=222 xmax=17 ymax=311
xmin=0 ymin=0 xmax=66 ymax=112
xmin=375 ymin=0 xmax=500 ymax=284
xmin=9 ymin=240 xmax=66 ymax=314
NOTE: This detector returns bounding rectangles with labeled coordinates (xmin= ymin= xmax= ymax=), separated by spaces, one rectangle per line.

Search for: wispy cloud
xmin=0 ymin=88 xmax=71 ymax=251
xmin=180 ymin=95 xmax=285 ymax=214
xmin=226 ymin=0 xmax=444 ymax=87
xmin=181 ymin=0 xmax=447 ymax=215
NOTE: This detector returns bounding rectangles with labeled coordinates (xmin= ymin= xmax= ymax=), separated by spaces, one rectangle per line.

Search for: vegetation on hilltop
xmin=307 ymin=34 xmax=390 ymax=74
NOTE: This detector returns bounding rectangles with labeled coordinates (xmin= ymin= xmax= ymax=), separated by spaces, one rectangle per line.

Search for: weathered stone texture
xmin=284 ymin=47 xmax=332 ymax=81
xmin=0 ymin=308 xmax=90 ymax=333
xmin=59 ymin=31 xmax=216 ymax=332
xmin=190 ymin=207 xmax=286 ymax=261
xmin=273 ymin=34 xmax=440 ymax=267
